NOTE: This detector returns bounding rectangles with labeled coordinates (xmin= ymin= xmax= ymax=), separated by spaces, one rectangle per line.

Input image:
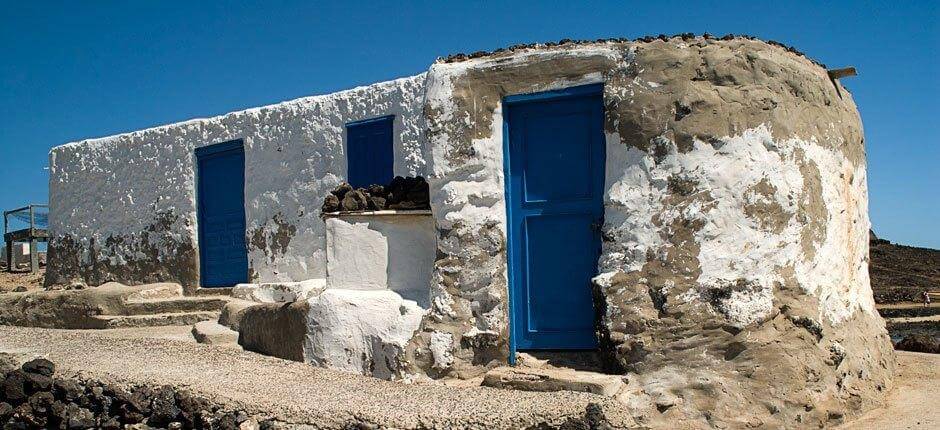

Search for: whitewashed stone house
xmin=46 ymin=36 xmax=894 ymax=428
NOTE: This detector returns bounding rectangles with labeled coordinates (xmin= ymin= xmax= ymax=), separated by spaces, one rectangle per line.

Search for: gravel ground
xmin=0 ymin=325 xmax=630 ymax=429
xmin=1 ymin=325 xmax=935 ymax=429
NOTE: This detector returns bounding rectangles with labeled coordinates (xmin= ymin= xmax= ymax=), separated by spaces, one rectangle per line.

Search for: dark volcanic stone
xmin=177 ymin=391 xmax=212 ymax=428
xmin=341 ymin=190 xmax=368 ymax=211
xmin=367 ymin=196 xmax=386 ymax=211
xmin=21 ymin=359 xmax=54 ymax=377
xmin=99 ymin=416 xmax=121 ymax=430
xmin=895 ymin=334 xmax=940 ymax=354
xmin=2 ymin=370 xmax=28 ymax=403
xmin=24 ymin=372 xmax=52 ymax=393
xmin=332 ymin=183 xmax=353 ymax=200
xmin=66 ymin=403 xmax=96 ymax=429
xmin=53 ymin=379 xmax=83 ymax=402
xmin=49 ymin=401 xmax=68 ymax=428
xmin=322 ymin=194 xmax=340 ymax=213
xmin=148 ymin=386 xmax=181 ymax=427
xmin=26 ymin=391 xmax=54 ymax=415
xmin=366 ymin=184 xmax=386 ymax=197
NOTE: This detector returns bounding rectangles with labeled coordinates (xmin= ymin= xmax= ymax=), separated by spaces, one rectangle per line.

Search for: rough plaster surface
xmin=406 ymin=38 xmax=893 ymax=428
xmin=304 ymin=289 xmax=423 ymax=380
xmin=232 ymin=279 xmax=326 ymax=303
xmin=47 ymin=74 xmax=428 ymax=289
xmin=325 ymin=215 xmax=436 ymax=307
xmin=325 ymin=218 xmax=388 ymax=290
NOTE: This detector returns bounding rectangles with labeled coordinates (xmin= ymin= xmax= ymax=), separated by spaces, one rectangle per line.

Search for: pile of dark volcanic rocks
xmin=0 ymin=357 xmax=270 ymax=429
xmin=322 ymin=176 xmax=431 ymax=213
xmin=895 ymin=334 xmax=940 ymax=354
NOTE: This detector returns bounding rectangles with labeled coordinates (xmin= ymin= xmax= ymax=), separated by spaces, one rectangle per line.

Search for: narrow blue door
xmin=346 ymin=115 xmax=394 ymax=188
xmin=196 ymin=140 xmax=248 ymax=287
xmin=504 ymin=84 xmax=605 ymax=350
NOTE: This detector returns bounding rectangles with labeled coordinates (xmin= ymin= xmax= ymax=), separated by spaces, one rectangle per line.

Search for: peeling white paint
xmin=600 ymin=124 xmax=872 ymax=325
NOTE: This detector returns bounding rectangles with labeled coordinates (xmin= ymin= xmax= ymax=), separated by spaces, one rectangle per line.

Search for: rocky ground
xmin=0 ymin=268 xmax=44 ymax=294
xmin=870 ymin=231 xmax=940 ymax=303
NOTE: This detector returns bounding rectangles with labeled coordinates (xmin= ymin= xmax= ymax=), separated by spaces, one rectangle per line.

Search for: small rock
xmin=53 ymin=379 xmax=84 ymax=402
xmin=321 ymin=194 xmax=340 ymax=213
xmin=27 ymin=391 xmax=54 ymax=415
xmin=24 ymin=372 xmax=52 ymax=392
xmin=341 ymin=190 xmax=368 ymax=211
xmin=99 ymin=416 xmax=122 ymax=429
xmin=66 ymin=403 xmax=96 ymax=429
xmin=148 ymin=386 xmax=181 ymax=427
xmin=332 ymin=183 xmax=353 ymax=200
xmin=367 ymin=196 xmax=386 ymax=210
xmin=49 ymin=401 xmax=68 ymax=427
xmin=22 ymin=358 xmax=54 ymax=377
xmin=12 ymin=286 xmax=27 ymax=293
xmin=0 ymin=401 xmax=12 ymax=418
xmin=2 ymin=370 xmax=28 ymax=402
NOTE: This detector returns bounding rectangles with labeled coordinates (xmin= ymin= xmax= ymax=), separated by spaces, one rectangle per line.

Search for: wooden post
xmin=29 ymin=239 xmax=38 ymax=273
xmin=4 ymin=240 xmax=11 ymax=273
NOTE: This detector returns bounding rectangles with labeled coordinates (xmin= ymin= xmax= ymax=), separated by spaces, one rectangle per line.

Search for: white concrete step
xmin=92 ymin=311 xmax=219 ymax=328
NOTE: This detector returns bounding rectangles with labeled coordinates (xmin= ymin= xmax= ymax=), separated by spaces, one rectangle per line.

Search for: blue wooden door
xmin=196 ymin=140 xmax=248 ymax=287
xmin=504 ymin=84 xmax=605 ymax=350
xmin=346 ymin=115 xmax=394 ymax=188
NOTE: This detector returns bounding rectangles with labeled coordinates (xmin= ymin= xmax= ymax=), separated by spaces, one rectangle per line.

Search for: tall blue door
xmin=196 ymin=140 xmax=248 ymax=287
xmin=504 ymin=84 xmax=605 ymax=350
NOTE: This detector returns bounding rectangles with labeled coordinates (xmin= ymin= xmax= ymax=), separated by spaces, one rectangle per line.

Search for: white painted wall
xmin=325 ymin=214 xmax=436 ymax=308
xmin=49 ymin=74 xmax=429 ymax=285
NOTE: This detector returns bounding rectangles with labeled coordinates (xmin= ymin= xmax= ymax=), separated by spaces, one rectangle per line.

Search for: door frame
xmin=195 ymin=138 xmax=247 ymax=288
xmin=501 ymin=83 xmax=605 ymax=363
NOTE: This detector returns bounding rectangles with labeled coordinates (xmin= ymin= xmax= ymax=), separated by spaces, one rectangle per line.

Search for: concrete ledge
xmin=482 ymin=366 xmax=625 ymax=397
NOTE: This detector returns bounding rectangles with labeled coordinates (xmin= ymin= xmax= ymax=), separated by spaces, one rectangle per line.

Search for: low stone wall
xmin=0 ymin=357 xmax=277 ymax=429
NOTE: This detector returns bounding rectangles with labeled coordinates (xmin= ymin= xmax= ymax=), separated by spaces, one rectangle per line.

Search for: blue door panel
xmin=346 ymin=116 xmax=394 ymax=188
xmin=522 ymin=111 xmax=593 ymax=202
xmin=197 ymin=141 xmax=248 ymax=288
xmin=505 ymin=84 xmax=605 ymax=351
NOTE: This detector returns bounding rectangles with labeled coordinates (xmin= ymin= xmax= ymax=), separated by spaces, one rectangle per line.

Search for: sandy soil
xmin=840 ymin=351 xmax=939 ymax=429
xmin=0 ymin=268 xmax=44 ymax=293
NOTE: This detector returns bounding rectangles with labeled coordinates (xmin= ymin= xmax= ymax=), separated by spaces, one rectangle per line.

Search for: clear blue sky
xmin=1 ymin=1 xmax=937 ymax=248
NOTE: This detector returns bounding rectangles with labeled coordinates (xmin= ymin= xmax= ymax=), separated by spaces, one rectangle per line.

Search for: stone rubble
xmin=0 ymin=357 xmax=273 ymax=429
xmin=321 ymin=176 xmax=431 ymax=213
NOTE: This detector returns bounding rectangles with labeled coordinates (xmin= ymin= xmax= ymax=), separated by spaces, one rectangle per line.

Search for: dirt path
xmin=840 ymin=351 xmax=939 ymax=429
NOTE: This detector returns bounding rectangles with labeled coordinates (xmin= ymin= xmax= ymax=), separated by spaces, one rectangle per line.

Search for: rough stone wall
xmin=406 ymin=38 xmax=893 ymax=428
xmin=47 ymin=74 xmax=428 ymax=290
